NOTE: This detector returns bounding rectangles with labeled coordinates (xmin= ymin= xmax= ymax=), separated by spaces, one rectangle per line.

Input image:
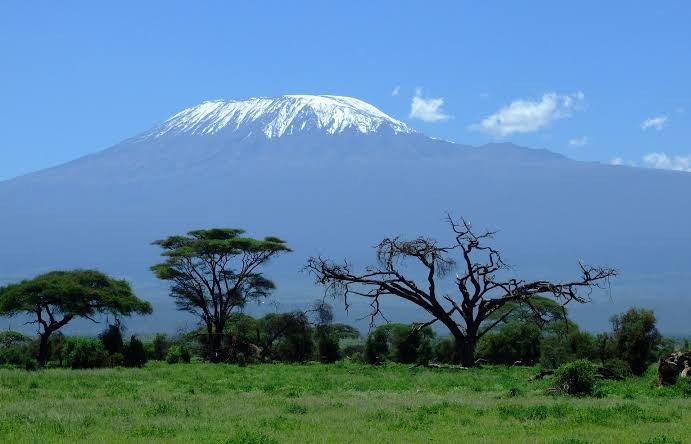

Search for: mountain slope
xmin=1 ymin=95 xmax=690 ymax=335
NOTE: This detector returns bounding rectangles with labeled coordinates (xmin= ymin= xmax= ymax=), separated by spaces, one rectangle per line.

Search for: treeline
xmin=1 ymin=301 xmax=685 ymax=380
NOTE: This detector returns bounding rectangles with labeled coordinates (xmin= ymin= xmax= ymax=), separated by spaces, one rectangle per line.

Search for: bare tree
xmin=306 ymin=216 xmax=616 ymax=366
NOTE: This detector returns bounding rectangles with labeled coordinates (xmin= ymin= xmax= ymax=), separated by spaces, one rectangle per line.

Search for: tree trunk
xmin=457 ymin=336 xmax=477 ymax=367
xmin=38 ymin=332 xmax=51 ymax=366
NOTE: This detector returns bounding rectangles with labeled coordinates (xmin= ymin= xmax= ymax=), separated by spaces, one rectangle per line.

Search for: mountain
xmin=2 ymin=95 xmax=690 ymax=335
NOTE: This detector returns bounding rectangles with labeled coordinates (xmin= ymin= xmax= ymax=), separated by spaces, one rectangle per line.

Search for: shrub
xmin=0 ymin=344 xmax=34 ymax=368
xmin=364 ymin=328 xmax=389 ymax=364
xmin=166 ymin=344 xmax=191 ymax=364
xmin=602 ymin=358 xmax=633 ymax=379
xmin=340 ymin=341 xmax=364 ymax=359
xmin=540 ymin=325 xmax=598 ymax=369
xmin=434 ymin=337 xmax=457 ymax=363
xmin=611 ymin=308 xmax=661 ymax=376
xmin=552 ymin=359 xmax=597 ymax=396
xmin=99 ymin=324 xmax=124 ymax=355
xmin=152 ymin=334 xmax=169 ymax=360
xmin=64 ymin=338 xmax=109 ymax=369
xmin=477 ymin=321 xmax=541 ymax=365
xmin=390 ymin=324 xmax=435 ymax=364
xmin=317 ymin=333 xmax=340 ymax=363
xmin=124 ymin=336 xmax=147 ymax=367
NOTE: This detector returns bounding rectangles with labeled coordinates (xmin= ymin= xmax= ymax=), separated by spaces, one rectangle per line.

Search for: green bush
xmin=552 ymin=359 xmax=597 ymax=396
xmin=434 ymin=337 xmax=457 ymax=363
xmin=166 ymin=344 xmax=191 ymax=364
xmin=152 ymin=334 xmax=169 ymax=360
xmin=477 ymin=321 xmax=541 ymax=365
xmin=340 ymin=341 xmax=364 ymax=359
xmin=99 ymin=324 xmax=124 ymax=355
xmin=64 ymin=338 xmax=109 ymax=369
xmin=317 ymin=333 xmax=340 ymax=363
xmin=610 ymin=308 xmax=661 ymax=376
xmin=124 ymin=336 xmax=147 ymax=367
xmin=364 ymin=328 xmax=389 ymax=364
xmin=602 ymin=358 xmax=633 ymax=379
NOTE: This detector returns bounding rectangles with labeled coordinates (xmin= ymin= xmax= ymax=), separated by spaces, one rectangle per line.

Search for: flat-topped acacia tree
xmin=150 ymin=228 xmax=290 ymax=361
xmin=306 ymin=216 xmax=617 ymax=367
xmin=0 ymin=270 xmax=152 ymax=366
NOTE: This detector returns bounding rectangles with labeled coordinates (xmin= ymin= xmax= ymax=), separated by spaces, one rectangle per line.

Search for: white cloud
xmin=641 ymin=115 xmax=667 ymax=130
xmin=472 ymin=92 xmax=584 ymax=136
xmin=610 ymin=157 xmax=624 ymax=166
xmin=642 ymin=152 xmax=691 ymax=172
xmin=568 ymin=136 xmax=588 ymax=146
xmin=391 ymin=86 xmax=400 ymax=96
xmin=409 ymin=88 xmax=451 ymax=122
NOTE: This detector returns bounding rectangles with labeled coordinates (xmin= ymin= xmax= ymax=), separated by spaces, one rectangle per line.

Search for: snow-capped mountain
xmin=2 ymin=94 xmax=691 ymax=335
xmin=141 ymin=95 xmax=414 ymax=140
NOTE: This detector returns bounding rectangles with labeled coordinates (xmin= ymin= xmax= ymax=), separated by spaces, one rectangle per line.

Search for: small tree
xmin=0 ymin=270 xmax=152 ymax=366
xmin=151 ymin=228 xmax=290 ymax=361
xmin=99 ymin=323 xmax=124 ymax=355
xmin=124 ymin=336 xmax=147 ymax=368
xmin=611 ymin=308 xmax=661 ymax=375
xmin=307 ymin=216 xmax=616 ymax=366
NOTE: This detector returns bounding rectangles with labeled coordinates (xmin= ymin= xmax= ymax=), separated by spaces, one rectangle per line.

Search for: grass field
xmin=0 ymin=362 xmax=689 ymax=443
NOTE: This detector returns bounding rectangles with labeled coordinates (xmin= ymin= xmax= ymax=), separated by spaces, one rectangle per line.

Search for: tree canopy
xmin=0 ymin=269 xmax=151 ymax=365
xmin=151 ymin=228 xmax=290 ymax=361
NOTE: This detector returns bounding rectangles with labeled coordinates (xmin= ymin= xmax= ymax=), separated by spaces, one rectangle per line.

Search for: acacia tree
xmin=307 ymin=217 xmax=616 ymax=367
xmin=150 ymin=228 xmax=290 ymax=361
xmin=0 ymin=270 xmax=152 ymax=365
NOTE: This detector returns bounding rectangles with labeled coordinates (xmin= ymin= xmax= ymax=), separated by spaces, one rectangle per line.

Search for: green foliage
xmin=539 ymin=323 xmax=597 ymax=369
xmin=166 ymin=344 xmax=192 ymax=364
xmin=99 ymin=324 xmax=124 ymax=355
xmin=0 ymin=270 xmax=152 ymax=365
xmin=64 ymin=337 xmax=109 ymax=369
xmin=339 ymin=341 xmax=364 ymax=359
xmin=0 ymin=331 xmax=32 ymax=348
xmin=552 ymin=359 xmax=598 ymax=396
xmin=434 ymin=337 xmax=457 ymax=363
xmin=0 ymin=270 xmax=152 ymax=319
xmin=316 ymin=327 xmax=340 ymax=363
xmin=124 ymin=336 xmax=147 ymax=368
xmin=602 ymin=358 xmax=633 ymax=379
xmin=151 ymin=334 xmax=169 ymax=360
xmin=364 ymin=327 xmax=389 ymax=364
xmin=390 ymin=324 xmax=435 ymax=364
xmin=477 ymin=321 xmax=541 ymax=365
xmin=363 ymin=323 xmax=434 ymax=364
xmin=611 ymin=308 xmax=661 ymax=375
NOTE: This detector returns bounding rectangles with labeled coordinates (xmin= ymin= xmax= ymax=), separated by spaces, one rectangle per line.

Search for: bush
xmin=434 ymin=338 xmax=457 ymax=363
xmin=390 ymin=324 xmax=435 ymax=364
xmin=340 ymin=341 xmax=364 ymax=359
xmin=611 ymin=308 xmax=661 ymax=376
xmin=317 ymin=333 xmax=340 ymax=363
xmin=552 ymin=359 xmax=597 ymax=396
xmin=166 ymin=344 xmax=191 ymax=364
xmin=364 ymin=328 xmax=389 ymax=364
xmin=123 ymin=336 xmax=147 ymax=367
xmin=602 ymin=358 xmax=633 ymax=379
xmin=64 ymin=338 xmax=109 ymax=369
xmin=540 ymin=327 xmax=597 ymax=369
xmin=99 ymin=324 xmax=123 ymax=355
xmin=477 ymin=321 xmax=541 ymax=365
xmin=152 ymin=334 xmax=169 ymax=360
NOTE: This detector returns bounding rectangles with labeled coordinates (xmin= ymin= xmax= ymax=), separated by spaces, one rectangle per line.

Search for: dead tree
xmin=306 ymin=216 xmax=616 ymax=367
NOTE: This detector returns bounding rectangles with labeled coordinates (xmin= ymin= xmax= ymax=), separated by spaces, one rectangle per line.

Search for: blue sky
xmin=1 ymin=1 xmax=690 ymax=180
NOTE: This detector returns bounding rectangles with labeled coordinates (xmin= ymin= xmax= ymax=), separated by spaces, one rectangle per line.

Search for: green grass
xmin=0 ymin=362 xmax=688 ymax=443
